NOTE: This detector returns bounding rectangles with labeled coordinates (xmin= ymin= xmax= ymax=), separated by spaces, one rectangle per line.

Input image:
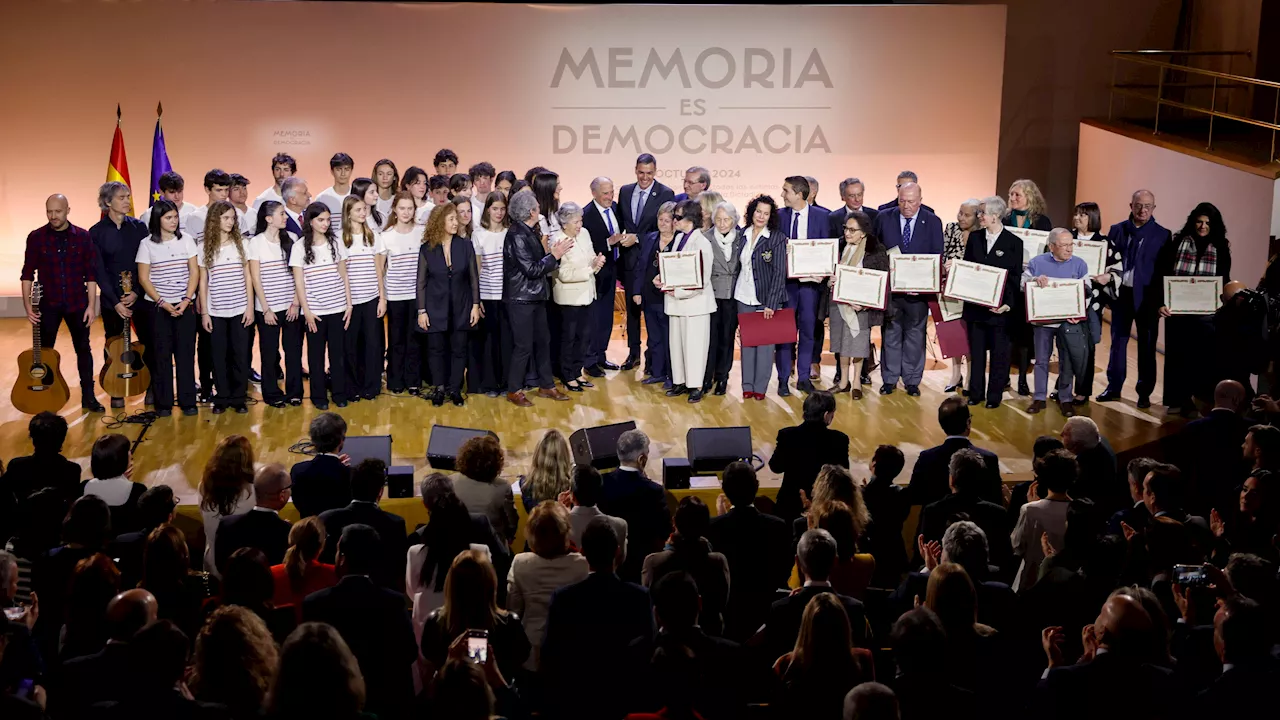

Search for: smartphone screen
xmin=467 ymin=636 xmax=488 ymax=664
xmin=1173 ymin=564 xmax=1206 ymax=586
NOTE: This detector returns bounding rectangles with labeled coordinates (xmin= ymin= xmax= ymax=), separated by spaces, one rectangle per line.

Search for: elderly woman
xmin=735 ymin=195 xmax=789 ymax=399
xmin=658 ymin=199 xmax=716 ymax=403
xmin=697 ymin=191 xmax=725 ymax=231
xmin=551 ymin=202 xmax=606 ymax=392
xmin=829 ymin=211 xmax=889 ymax=399
xmin=941 ymin=200 xmax=982 ymax=392
xmin=701 ymin=201 xmax=745 ymax=395
xmin=1155 ymin=202 xmax=1233 ymax=415
xmin=959 ymin=196 xmax=1023 ymax=409
xmin=1069 ymin=201 xmax=1121 ymax=401
xmin=1022 ymin=228 xmax=1091 ymax=415
xmin=507 ymin=501 xmax=589 ymax=671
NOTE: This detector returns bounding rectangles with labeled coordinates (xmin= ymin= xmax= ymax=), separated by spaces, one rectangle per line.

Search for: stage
xmin=0 ymin=313 xmax=1183 ymax=506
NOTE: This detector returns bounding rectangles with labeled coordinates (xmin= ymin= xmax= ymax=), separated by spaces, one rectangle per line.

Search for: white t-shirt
xmin=382 ymin=225 xmax=424 ymax=302
xmin=289 ymin=239 xmax=349 ymax=316
xmin=252 ymin=185 xmax=284 ymax=212
xmin=343 ymin=232 xmax=386 ymax=305
xmin=472 ymin=228 xmax=507 ymax=301
xmin=138 ymin=201 xmax=197 ymax=229
xmin=236 ymin=205 xmax=257 ymax=237
xmin=185 ymin=205 xmax=210 ymax=244
xmin=249 ymin=232 xmax=299 ymax=313
xmin=135 ymin=234 xmax=198 ymax=304
xmin=375 ymin=195 xmax=394 ymax=220
xmin=415 ymin=201 xmax=435 ymax=225
xmin=197 ymin=239 xmax=250 ymax=317
xmin=316 ymin=186 xmax=348 ymax=234
xmin=82 ymin=476 xmax=135 ymax=506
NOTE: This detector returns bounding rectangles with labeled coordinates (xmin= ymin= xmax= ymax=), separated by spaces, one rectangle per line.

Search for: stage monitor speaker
xmin=387 ymin=465 xmax=415 ymax=499
xmin=427 ymin=425 xmax=497 ymax=470
xmin=343 ymin=435 xmax=392 ymax=469
xmin=687 ymin=426 xmax=752 ymax=474
xmin=662 ymin=457 xmax=692 ymax=490
xmin=570 ymin=421 xmax=638 ymax=470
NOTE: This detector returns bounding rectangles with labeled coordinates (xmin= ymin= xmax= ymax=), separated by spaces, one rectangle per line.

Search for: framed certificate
xmin=832 ymin=265 xmax=888 ymax=310
xmin=938 ymin=296 xmax=965 ymax=322
xmin=889 ymin=253 xmax=941 ymax=293
xmin=943 ymin=260 xmax=1007 ymax=308
xmin=658 ymin=250 xmax=703 ymax=290
xmin=787 ymin=238 xmax=838 ymax=278
xmin=1164 ymin=276 xmax=1222 ymax=315
xmin=1006 ymin=227 xmax=1050 ymax=266
xmin=1073 ymin=239 xmax=1108 ymax=277
xmin=1026 ymin=279 xmax=1087 ymax=322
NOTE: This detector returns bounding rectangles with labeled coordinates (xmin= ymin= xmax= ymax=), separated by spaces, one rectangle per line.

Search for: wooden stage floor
xmin=0 ymin=316 xmax=1183 ymax=504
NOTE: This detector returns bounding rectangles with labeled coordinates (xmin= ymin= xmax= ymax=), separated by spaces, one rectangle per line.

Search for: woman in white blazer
xmin=551 ymin=202 xmax=605 ymax=391
xmin=658 ymin=199 xmax=716 ymax=402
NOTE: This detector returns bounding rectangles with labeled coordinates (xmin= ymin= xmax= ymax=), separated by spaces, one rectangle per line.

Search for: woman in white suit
xmin=551 ymin=202 xmax=605 ymax=392
xmin=658 ymin=199 xmax=716 ymax=403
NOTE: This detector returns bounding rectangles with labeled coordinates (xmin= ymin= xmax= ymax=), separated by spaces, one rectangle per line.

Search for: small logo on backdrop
xmin=271 ymin=128 xmax=312 ymax=146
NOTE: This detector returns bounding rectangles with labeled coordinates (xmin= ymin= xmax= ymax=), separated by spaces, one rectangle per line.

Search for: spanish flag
xmin=106 ymin=104 xmax=133 ymax=216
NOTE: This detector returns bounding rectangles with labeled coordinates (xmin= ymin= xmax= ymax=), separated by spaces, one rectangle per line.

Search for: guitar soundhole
xmin=28 ymin=364 xmax=47 ymax=381
xmin=122 ymin=351 xmax=142 ymax=368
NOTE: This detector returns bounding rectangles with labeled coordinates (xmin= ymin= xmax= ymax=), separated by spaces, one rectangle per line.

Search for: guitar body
xmin=101 ymin=336 xmax=150 ymax=398
xmin=12 ymin=346 xmax=71 ymax=414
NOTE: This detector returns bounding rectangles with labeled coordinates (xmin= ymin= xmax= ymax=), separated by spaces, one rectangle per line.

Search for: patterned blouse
xmin=942 ymin=222 xmax=969 ymax=261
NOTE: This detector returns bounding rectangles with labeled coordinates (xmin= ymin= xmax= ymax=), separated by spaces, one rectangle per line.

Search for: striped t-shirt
xmin=344 ymin=232 xmax=386 ymax=305
xmin=316 ymin=186 xmax=347 ymax=234
xmin=249 ymin=232 xmax=298 ymax=313
xmin=382 ymin=225 xmax=424 ymax=302
xmin=471 ymin=227 xmax=507 ymax=301
xmin=289 ymin=239 xmax=349 ymax=316
xmin=197 ymin=240 xmax=250 ymax=317
xmin=135 ymin=234 xmax=197 ymax=304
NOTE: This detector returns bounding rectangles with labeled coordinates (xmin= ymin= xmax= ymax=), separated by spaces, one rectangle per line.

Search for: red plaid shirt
xmin=20 ymin=223 xmax=96 ymax=312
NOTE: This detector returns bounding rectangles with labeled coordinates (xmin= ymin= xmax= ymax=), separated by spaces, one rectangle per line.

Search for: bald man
xmin=581 ymin=176 xmax=626 ymax=373
xmin=1176 ymin=379 xmax=1251 ymax=513
xmin=52 ymin=589 xmax=158 ymax=715
xmin=20 ymin=194 xmax=105 ymax=411
xmin=214 ymin=463 xmax=293 ymax=571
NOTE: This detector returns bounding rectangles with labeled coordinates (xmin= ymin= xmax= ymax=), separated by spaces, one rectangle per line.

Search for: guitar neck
xmin=32 ymin=319 xmax=41 ymax=365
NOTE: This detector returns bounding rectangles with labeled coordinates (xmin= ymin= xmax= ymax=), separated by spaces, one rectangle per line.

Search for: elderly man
xmin=280 ymin=176 xmax=310 ymax=236
xmin=581 ymin=176 xmax=628 ymax=375
xmin=53 ymin=588 xmax=159 ymax=716
xmin=252 ymin=152 xmax=296 ymax=210
xmin=674 ymin=166 xmax=710 ymax=202
xmin=90 ymin=181 xmax=152 ymax=409
xmin=1024 ymin=229 xmax=1092 ymax=415
xmin=875 ymin=181 xmax=944 ymax=396
xmin=829 ymin=177 xmax=878 ymax=235
xmin=1060 ymin=416 xmax=1120 ymax=510
xmin=804 ymin=175 xmax=829 ymax=213
xmin=600 ymin=430 xmax=670 ymax=583
xmin=504 ymin=189 xmax=573 ymax=406
xmin=1097 ymin=189 xmax=1171 ymax=408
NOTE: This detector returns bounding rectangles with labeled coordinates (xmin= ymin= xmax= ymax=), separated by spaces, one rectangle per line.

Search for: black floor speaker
xmin=569 ymin=421 xmax=638 ymax=470
xmin=427 ymin=425 xmax=498 ymax=471
xmin=687 ymin=426 xmax=752 ymax=474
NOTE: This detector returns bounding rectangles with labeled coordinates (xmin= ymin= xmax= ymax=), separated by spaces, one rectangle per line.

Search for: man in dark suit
xmin=215 ymin=464 xmax=292 ymax=572
xmin=600 ymin=430 xmax=671 ymax=583
xmin=672 ymin=166 xmax=709 ymax=203
xmin=318 ymin=459 xmax=407 ymax=590
xmin=776 ymin=176 xmax=832 ymax=394
xmin=289 ymin=412 xmax=352 ymax=518
xmin=303 ymin=524 xmax=417 ymax=720
xmin=761 ymin=528 xmax=868 ymax=663
xmin=706 ymin=462 xmax=791 ymax=641
xmin=90 ymin=619 xmax=231 ymax=720
xmin=1194 ymin=595 xmax=1280 ymax=716
xmin=875 ymin=171 xmax=935 ymax=214
xmin=961 ymin=199 xmax=1024 ymax=409
xmin=890 ymin=520 xmax=1016 ymax=631
xmin=876 ymin=182 xmax=943 ymax=396
xmin=1061 ymin=416 xmax=1122 ymax=513
xmin=769 ymin=391 xmax=850 ymax=520
xmin=631 ymin=224 xmax=670 ymax=386
xmin=543 ymin=517 xmax=654 ymax=720
xmin=108 ymin=484 xmax=177 ymax=589
xmin=1174 ymin=380 xmax=1250 ymax=513
xmin=617 ymin=154 xmax=676 ymax=372
xmin=862 ymin=445 xmax=911 ymax=587
xmin=906 ymin=397 xmax=1002 ymax=507
xmin=1 ymin=411 xmax=82 ymax=505
xmin=50 ymin=588 xmax=157 ymax=718
xmin=828 ymin=177 xmax=878 ymax=237
xmin=1108 ymin=457 xmax=1158 ymax=535
xmin=917 ymin=449 xmax=1012 ymax=573
xmin=280 ymin=176 xmax=309 ymax=237
xmin=581 ymin=176 xmax=627 ymax=376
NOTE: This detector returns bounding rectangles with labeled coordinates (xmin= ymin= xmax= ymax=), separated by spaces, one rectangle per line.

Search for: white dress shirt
xmin=735 ymin=227 xmax=767 ymax=306
xmin=985 ymin=229 xmax=1001 ymax=254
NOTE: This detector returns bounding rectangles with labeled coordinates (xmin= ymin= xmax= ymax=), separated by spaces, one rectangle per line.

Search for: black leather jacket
xmin=503 ymin=219 xmax=559 ymax=303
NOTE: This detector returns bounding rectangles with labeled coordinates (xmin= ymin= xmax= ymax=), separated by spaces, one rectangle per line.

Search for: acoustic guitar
xmin=11 ymin=281 xmax=71 ymax=414
xmin=100 ymin=271 xmax=150 ymax=398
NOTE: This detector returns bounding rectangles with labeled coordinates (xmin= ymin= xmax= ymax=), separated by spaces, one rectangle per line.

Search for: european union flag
xmin=148 ymin=102 xmax=173 ymax=206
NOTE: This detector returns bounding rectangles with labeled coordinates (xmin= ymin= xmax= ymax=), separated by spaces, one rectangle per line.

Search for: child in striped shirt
xmin=382 ymin=191 xmax=426 ymax=394
xmin=340 ymin=195 xmax=387 ymax=401
xmin=250 ymin=200 xmax=304 ymax=407
xmin=197 ymin=200 xmax=253 ymax=414
xmin=290 ymin=202 xmax=353 ymax=409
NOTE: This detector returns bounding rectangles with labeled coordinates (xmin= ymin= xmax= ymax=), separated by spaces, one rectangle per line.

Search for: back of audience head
xmin=528 ymin=500 xmax=572 ymax=558
xmin=925 ymin=562 xmax=983 ymax=636
xmin=433 ymin=658 xmax=495 ymax=720
xmin=283 ymin=516 xmax=326 ymax=592
xmin=336 ymin=523 xmax=380 ymax=576
xmin=843 ymin=682 xmax=900 ymax=720
xmin=797 ymin=528 xmax=838 ymax=582
xmin=871 ymin=445 xmax=905 ymax=482
xmin=673 ymin=496 xmax=710 ymax=542
xmin=66 ymin=553 xmax=122 ymax=645
xmin=28 ymin=410 xmax=68 ymax=454
xmin=1032 ymin=434 xmax=1065 ymax=460
xmin=254 ymin=463 xmax=292 ymax=510
xmin=1224 ymin=553 xmax=1277 ymax=605
xmin=1215 ymin=594 xmax=1267 ymax=664
xmin=1104 ymin=586 xmax=1169 ymax=663
xmin=803 ymin=390 xmax=837 ymax=424
xmin=941 ymin=520 xmax=989 ymax=579
xmin=793 ymin=592 xmax=857 ymax=670
xmin=128 ymin=619 xmax=190 ymax=692
xmin=1245 ymin=424 xmax=1280 ymax=470
xmin=270 ymin=623 xmax=366 ymax=719
xmin=652 ymin=570 xmax=701 ymax=631
xmin=816 ymin=501 xmax=859 ymax=561
xmin=223 ymin=548 xmax=275 ymax=608
xmin=192 ymin=605 xmax=279 ymax=714
xmin=136 ymin=484 xmax=178 ymax=529
xmin=142 ymin=524 xmax=190 ymax=589
xmin=890 ymin=607 xmax=947 ymax=677
xmin=349 ymin=458 xmax=387 ymax=502
xmin=937 ymin=396 xmax=971 ymax=436
xmin=201 ymin=434 xmax=255 ymax=516
xmin=947 ymin=448 xmax=986 ymax=496
xmin=812 ymin=464 xmax=856 ymax=513
xmin=457 ymin=435 xmax=505 ymax=484
xmin=442 ymin=549 xmax=502 ymax=637
xmin=106 ymin=588 xmax=159 ymax=641
xmin=1033 ymin=448 xmax=1077 ymax=495
xmin=582 ymin=516 xmax=621 ymax=572
xmin=1126 ymin=457 xmax=1160 ymax=503
xmin=721 ymin=461 xmax=758 ymax=508
xmin=64 ymin=494 xmax=112 ymax=548
xmin=1061 ymin=416 xmax=1101 ymax=454
xmin=1213 ymin=379 xmax=1246 ymax=411
xmin=617 ymin=429 xmax=651 ymax=469
xmin=90 ymin=433 xmax=131 ymax=479
xmin=309 ymin=411 xmax=347 ymax=454
xmin=571 ymin=463 xmax=604 ymax=507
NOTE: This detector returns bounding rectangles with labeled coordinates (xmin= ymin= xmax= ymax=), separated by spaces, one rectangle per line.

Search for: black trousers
xmin=585 ymin=273 xmax=615 ymax=368
xmin=427 ymin=327 xmax=469 ymax=393
xmin=209 ymin=316 xmax=250 ymax=407
xmin=968 ymin=319 xmax=1012 ymax=405
xmin=149 ymin=301 xmax=198 ymax=409
xmin=469 ymin=299 xmax=509 ymax=394
xmin=1163 ymin=314 xmax=1216 ymax=407
xmin=102 ymin=300 xmax=157 ymax=398
xmin=507 ymin=301 xmax=554 ymax=392
xmin=1106 ymin=285 xmax=1160 ymax=397
xmin=385 ymin=300 xmax=421 ymax=392
xmin=814 ymin=282 xmax=830 ymax=369
xmin=620 ymin=260 xmax=643 ymax=361
xmin=559 ymin=304 xmax=591 ymax=382
xmin=196 ymin=323 xmax=213 ymax=395
xmin=38 ymin=303 xmax=95 ymax=401
xmin=344 ymin=299 xmax=383 ymax=398
xmin=704 ymin=298 xmax=739 ymax=386
xmin=306 ymin=313 xmax=347 ymax=404
xmin=257 ymin=310 xmax=304 ymax=403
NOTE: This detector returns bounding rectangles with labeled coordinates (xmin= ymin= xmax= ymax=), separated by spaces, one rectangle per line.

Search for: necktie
xmin=633 ymin=188 xmax=646 ymax=226
xmin=604 ymin=207 xmax=617 ymax=259
xmin=790 ymin=213 xmax=799 ymax=239
xmin=902 ymin=217 xmax=913 ymax=250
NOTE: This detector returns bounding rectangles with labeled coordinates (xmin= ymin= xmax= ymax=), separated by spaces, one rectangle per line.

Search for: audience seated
xmin=0 ymin=551 xmax=40 ymax=698
xmin=507 ymin=500 xmax=588 ymax=671
xmin=1109 ymin=457 xmax=1159 ymax=536
xmin=906 ymin=398 xmax=1001 ymax=507
xmin=924 ymin=563 xmax=1006 ymax=712
xmin=80 ymin=434 xmax=145 ymax=536
xmin=431 ymin=656 xmax=517 ymax=720
xmin=770 ymin=391 xmax=851 ymax=519
xmin=1175 ymin=380 xmax=1250 ymax=513
xmin=450 ymin=435 xmax=518 ymax=546
xmin=790 ymin=464 xmax=864 ymax=551
xmin=267 ymin=623 xmax=367 ymax=720
xmin=600 ymin=430 xmax=671 ymax=584
xmin=215 ymin=464 xmax=292 ymax=573
xmin=1243 ymin=424 xmax=1280 ymax=476
xmin=888 ymin=608 xmax=977 ymax=720
xmin=205 ymin=549 xmax=296 ymax=644
xmin=642 ymin=496 xmax=730 ymax=636
xmin=288 ymin=413 xmax=352 ymax=519
xmin=892 ymin=521 xmax=1016 ymax=631
xmin=860 ymin=445 xmax=910 ymax=587
xmin=139 ymin=525 xmax=209 ymax=640
xmin=108 ymin=484 xmax=177 ymax=589
xmin=706 ymin=461 xmax=790 ymax=641
xmin=199 ymin=435 xmax=257 ymax=575
xmin=1 ymin=412 xmax=83 ymax=505
xmin=190 ymin=605 xmax=278 ymax=720
xmin=1061 ymin=416 xmax=1121 ymax=513
xmin=32 ymin=494 xmax=111 ymax=662
xmin=843 ymin=682 xmax=900 ymax=720
xmin=518 ymin=428 xmax=573 ymax=513
xmin=60 ymin=553 xmax=120 ymax=661
xmin=1194 ymin=594 xmax=1280 ymax=715
xmin=1011 ymin=449 xmax=1077 ymax=591
xmin=51 ymin=588 xmax=156 ymax=718
xmin=270 ymin=517 xmax=337 ymax=620
xmin=419 ymin=549 xmax=529 ymax=684
xmin=1209 ymin=470 xmax=1279 ymax=563
xmin=408 ymin=473 xmax=509 ymax=620
xmin=762 ymin=529 xmax=868 ymax=664
xmin=917 ymin=448 xmax=1012 ymax=573
xmin=565 ymin=464 xmax=628 ymax=557
xmin=302 ymin=524 xmax=417 ymax=720
xmin=90 ymin=619 xmax=231 ymax=719
xmin=318 ymin=459 xmax=407 ymax=590
xmin=1004 ymin=435 xmax=1065 ymax=526
xmin=813 ymin=498 xmax=874 ymax=598
xmin=772 ymin=592 xmax=875 ymax=720
xmin=0 ymin=621 xmax=44 ymax=720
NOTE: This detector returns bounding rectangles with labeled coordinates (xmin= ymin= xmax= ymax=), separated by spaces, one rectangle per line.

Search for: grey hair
xmin=308 ymin=411 xmax=348 ymax=453
xmin=942 ymin=520 xmax=989 ymax=570
xmin=960 ymin=198 xmax=982 ymax=211
xmin=616 ymin=429 xmax=650 ymax=464
xmin=281 ymin=176 xmax=307 ymax=202
xmin=1131 ymin=188 xmax=1155 ymax=203
xmin=98 ymin=181 xmax=130 ymax=212
xmin=0 ymin=551 xmax=17 ymax=596
xmin=555 ymin=201 xmax=584 ymax=225
xmin=712 ymin=201 xmax=739 ymax=226
xmin=1062 ymin=416 xmax=1101 ymax=450
xmin=509 ymin=190 xmax=540 ymax=224
xmin=804 ymin=176 xmax=819 ymax=187
xmin=589 ymin=176 xmax=612 ymax=193
xmin=981 ymin=195 xmax=1007 ymax=220
xmin=839 ymin=177 xmax=864 ymax=195
xmin=797 ymin=528 xmax=838 ymax=580
xmin=686 ymin=166 xmax=710 ymax=186
xmin=1048 ymin=227 xmax=1073 ymax=247
xmin=656 ymin=200 xmax=677 ymax=222
xmin=896 ymin=170 xmax=919 ymax=183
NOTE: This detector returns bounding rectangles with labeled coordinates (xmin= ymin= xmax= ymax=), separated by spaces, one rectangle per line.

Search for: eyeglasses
xmin=673 ymin=215 xmax=685 ymax=221
xmin=1132 ymin=203 xmax=1156 ymax=211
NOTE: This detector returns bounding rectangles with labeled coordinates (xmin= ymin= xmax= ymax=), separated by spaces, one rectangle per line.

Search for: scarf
xmin=1173 ymin=234 xmax=1218 ymax=277
xmin=836 ymin=241 xmax=866 ymax=337
xmin=1009 ymin=209 xmax=1033 ymax=229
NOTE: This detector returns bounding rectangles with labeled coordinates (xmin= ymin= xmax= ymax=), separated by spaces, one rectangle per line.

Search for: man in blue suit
xmin=1097 ymin=189 xmax=1170 ymax=408
xmin=876 ymin=170 xmax=935 ymax=215
xmin=673 ymin=165 xmax=709 ymax=203
xmin=876 ymin=182 xmax=944 ymax=395
xmin=631 ymin=223 xmax=670 ymax=386
xmin=777 ymin=176 xmax=832 ymax=394
xmin=618 ymin=154 xmax=676 ymax=373
xmin=581 ymin=176 xmax=625 ymax=376
xmin=599 ymin=429 xmax=671 ymax=583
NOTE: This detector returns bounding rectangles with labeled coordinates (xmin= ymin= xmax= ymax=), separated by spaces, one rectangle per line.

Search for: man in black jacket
xmin=761 ymin=528 xmax=868 ymax=663
xmin=318 ymin=459 xmax=407 ymax=590
xmin=1061 ymin=416 xmax=1121 ymax=513
xmin=91 ymin=619 xmax=230 ymax=719
xmin=617 ymin=153 xmax=676 ymax=372
xmin=769 ymin=391 xmax=850 ymax=520
xmin=215 ymin=464 xmax=293 ymax=572
xmin=1 ymin=412 xmax=82 ymax=505
xmin=52 ymin=588 xmax=158 ymax=718
xmin=289 ymin=412 xmax=351 ymax=518
xmin=503 ymin=189 xmax=572 ymax=407
xmin=581 ymin=176 xmax=628 ymax=375
xmin=1194 ymin=595 xmax=1280 ymax=715
xmin=1174 ymin=380 xmax=1250 ymax=513
xmin=1108 ymin=457 xmax=1159 ymax=536
xmin=108 ymin=484 xmax=177 ymax=589
xmin=600 ymin=430 xmax=670 ymax=584
xmin=890 ymin=520 xmax=1016 ymax=631
xmin=906 ymin=397 xmax=1002 ymax=507
xmin=917 ymin=449 xmax=1012 ymax=573
xmin=861 ymin=445 xmax=910 ymax=587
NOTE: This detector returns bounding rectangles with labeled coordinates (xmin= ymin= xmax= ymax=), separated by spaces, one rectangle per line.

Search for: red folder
xmin=933 ymin=318 xmax=969 ymax=359
xmin=738 ymin=308 xmax=798 ymax=348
